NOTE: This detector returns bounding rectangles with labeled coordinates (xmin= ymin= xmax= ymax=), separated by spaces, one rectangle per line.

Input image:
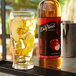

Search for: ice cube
xmin=26 ymin=20 xmax=31 ymax=27
xmin=11 ymin=17 xmax=24 ymax=41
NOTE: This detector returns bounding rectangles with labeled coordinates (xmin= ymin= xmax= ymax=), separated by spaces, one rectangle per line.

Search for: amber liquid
xmin=38 ymin=0 xmax=61 ymax=69
xmin=10 ymin=17 xmax=36 ymax=68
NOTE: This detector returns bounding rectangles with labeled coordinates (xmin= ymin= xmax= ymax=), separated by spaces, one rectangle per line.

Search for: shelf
xmin=0 ymin=61 xmax=76 ymax=76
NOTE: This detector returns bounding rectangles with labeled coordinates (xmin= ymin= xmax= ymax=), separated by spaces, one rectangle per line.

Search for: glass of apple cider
xmin=9 ymin=11 xmax=36 ymax=70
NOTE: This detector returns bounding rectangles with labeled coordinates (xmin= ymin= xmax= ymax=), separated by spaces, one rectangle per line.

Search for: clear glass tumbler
xmin=9 ymin=11 xmax=36 ymax=70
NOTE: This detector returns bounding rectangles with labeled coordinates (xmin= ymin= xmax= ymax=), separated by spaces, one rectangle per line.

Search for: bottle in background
xmin=38 ymin=0 xmax=61 ymax=69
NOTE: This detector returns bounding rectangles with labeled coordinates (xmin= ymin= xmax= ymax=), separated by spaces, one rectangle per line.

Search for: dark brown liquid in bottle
xmin=38 ymin=0 xmax=61 ymax=69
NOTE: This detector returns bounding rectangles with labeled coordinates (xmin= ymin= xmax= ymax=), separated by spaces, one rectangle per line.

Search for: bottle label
xmin=39 ymin=17 xmax=61 ymax=59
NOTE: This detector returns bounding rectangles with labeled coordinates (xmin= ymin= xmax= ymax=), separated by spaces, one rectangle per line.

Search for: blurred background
xmin=0 ymin=0 xmax=76 ymax=62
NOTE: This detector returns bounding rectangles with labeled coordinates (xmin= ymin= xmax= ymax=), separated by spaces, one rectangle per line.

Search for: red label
xmin=39 ymin=17 xmax=61 ymax=59
xmin=40 ymin=55 xmax=61 ymax=59
xmin=39 ymin=17 xmax=61 ymax=25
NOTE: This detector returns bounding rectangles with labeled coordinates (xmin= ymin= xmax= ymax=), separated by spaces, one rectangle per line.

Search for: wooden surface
xmin=61 ymin=57 xmax=76 ymax=73
xmin=33 ymin=57 xmax=76 ymax=73
xmin=0 ymin=72 xmax=16 ymax=76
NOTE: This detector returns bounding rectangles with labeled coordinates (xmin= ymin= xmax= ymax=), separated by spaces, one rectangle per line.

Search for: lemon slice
xmin=11 ymin=17 xmax=24 ymax=41
xmin=22 ymin=33 xmax=34 ymax=56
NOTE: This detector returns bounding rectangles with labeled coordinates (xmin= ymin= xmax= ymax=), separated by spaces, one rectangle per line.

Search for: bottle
xmin=38 ymin=0 xmax=61 ymax=69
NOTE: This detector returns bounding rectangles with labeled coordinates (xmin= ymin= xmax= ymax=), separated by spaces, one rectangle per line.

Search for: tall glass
xmin=9 ymin=11 xmax=36 ymax=70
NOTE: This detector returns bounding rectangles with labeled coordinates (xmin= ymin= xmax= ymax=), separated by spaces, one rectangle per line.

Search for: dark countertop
xmin=0 ymin=57 xmax=76 ymax=76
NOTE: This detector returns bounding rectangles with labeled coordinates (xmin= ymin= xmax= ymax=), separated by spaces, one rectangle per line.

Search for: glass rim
xmin=10 ymin=11 xmax=35 ymax=16
xmin=62 ymin=21 xmax=76 ymax=24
